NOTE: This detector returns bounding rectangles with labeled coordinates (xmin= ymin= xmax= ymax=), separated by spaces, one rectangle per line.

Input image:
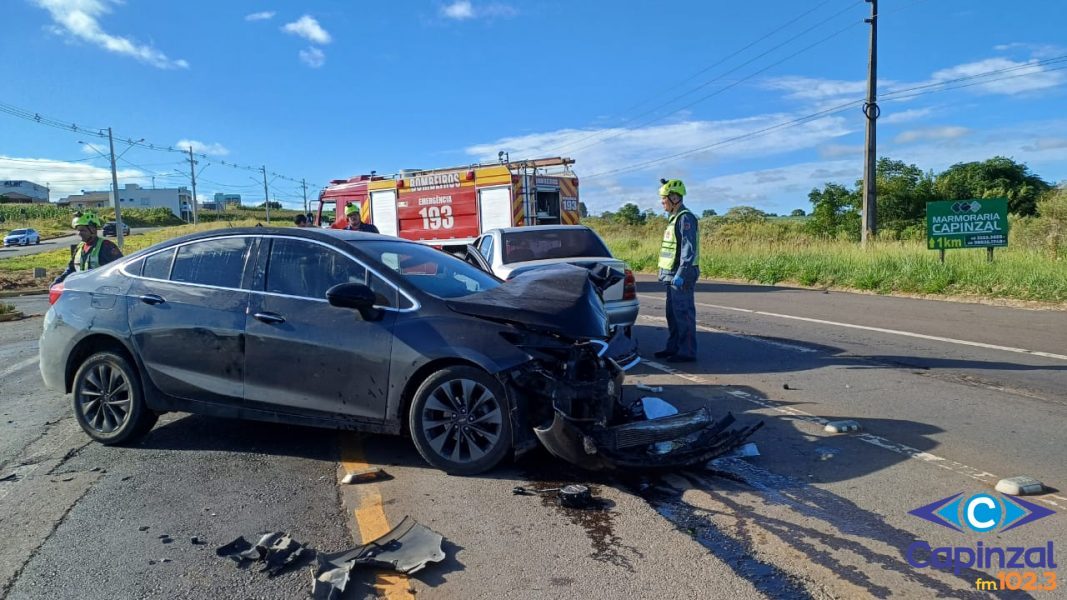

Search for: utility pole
xmin=187 ymin=146 xmax=200 ymax=225
xmin=861 ymin=0 xmax=879 ymax=245
xmin=107 ymin=127 xmax=125 ymax=249
xmin=301 ymin=178 xmax=308 ymax=216
xmin=261 ymin=166 xmax=271 ymax=224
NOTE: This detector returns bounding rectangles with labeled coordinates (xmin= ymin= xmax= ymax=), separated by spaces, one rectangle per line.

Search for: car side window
xmin=266 ymin=239 xmax=367 ymax=300
xmin=170 ymin=237 xmax=253 ymax=288
xmin=142 ymin=248 xmax=175 ymax=279
xmin=479 ymin=235 xmax=494 ymax=262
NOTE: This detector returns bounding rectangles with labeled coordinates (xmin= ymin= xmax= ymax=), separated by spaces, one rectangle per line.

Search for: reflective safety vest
xmin=658 ymin=208 xmax=698 ymax=271
xmin=74 ymin=238 xmax=104 ymax=272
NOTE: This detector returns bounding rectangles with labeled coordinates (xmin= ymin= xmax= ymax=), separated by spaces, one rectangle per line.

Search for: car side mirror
xmin=326 ymin=282 xmax=382 ymax=321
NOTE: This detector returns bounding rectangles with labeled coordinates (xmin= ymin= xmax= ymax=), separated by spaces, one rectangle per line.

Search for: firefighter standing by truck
xmin=654 ymin=179 xmax=699 ymax=363
xmin=53 ymin=212 xmax=123 ymax=285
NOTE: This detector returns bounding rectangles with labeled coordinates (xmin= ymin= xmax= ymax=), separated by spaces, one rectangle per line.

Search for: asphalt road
xmin=0 ymin=227 xmax=162 ymax=259
xmin=1 ymin=281 xmax=1065 ymax=599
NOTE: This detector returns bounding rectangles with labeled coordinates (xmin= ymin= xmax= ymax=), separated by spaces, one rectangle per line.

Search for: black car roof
xmin=152 ymin=226 xmax=399 ymax=249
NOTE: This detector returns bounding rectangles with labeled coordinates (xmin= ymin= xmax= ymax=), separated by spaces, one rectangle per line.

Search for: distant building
xmin=202 ymin=192 xmax=242 ymax=211
xmin=0 ymin=180 xmax=49 ymax=203
xmin=62 ymin=184 xmax=193 ymax=220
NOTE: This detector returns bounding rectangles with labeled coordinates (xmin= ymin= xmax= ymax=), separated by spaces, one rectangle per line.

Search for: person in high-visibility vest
xmin=654 ymin=179 xmax=699 ymax=362
xmin=344 ymin=203 xmax=380 ymax=233
xmin=53 ymin=212 xmax=123 ymax=285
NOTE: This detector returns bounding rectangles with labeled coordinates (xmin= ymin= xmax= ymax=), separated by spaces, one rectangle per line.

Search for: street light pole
xmin=861 ymin=0 xmax=879 ymax=244
xmin=107 ymin=127 xmax=124 ymax=249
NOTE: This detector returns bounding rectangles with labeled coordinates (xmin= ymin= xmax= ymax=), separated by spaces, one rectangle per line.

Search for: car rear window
xmin=170 ymin=237 xmax=253 ymax=289
xmin=265 ymin=238 xmax=367 ymax=300
xmin=142 ymin=248 xmax=175 ymax=279
xmin=502 ymin=229 xmax=611 ymax=264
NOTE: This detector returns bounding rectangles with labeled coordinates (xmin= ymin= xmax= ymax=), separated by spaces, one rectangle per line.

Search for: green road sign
xmin=926 ymin=199 xmax=1008 ymax=250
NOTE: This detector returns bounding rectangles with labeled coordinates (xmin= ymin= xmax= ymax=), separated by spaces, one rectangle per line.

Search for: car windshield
xmin=353 ymin=239 xmax=500 ymax=299
xmin=9 ymin=229 xmax=27 ymax=235
xmin=502 ymin=228 xmax=611 ymax=264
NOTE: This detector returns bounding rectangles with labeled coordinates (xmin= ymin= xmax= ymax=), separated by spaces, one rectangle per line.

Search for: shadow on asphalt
xmin=635 ymin=280 xmax=798 ymax=295
xmin=135 ymin=414 xmax=339 ymax=461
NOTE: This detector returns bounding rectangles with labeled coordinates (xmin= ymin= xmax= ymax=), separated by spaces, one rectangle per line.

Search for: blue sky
xmin=2 ymin=0 xmax=1066 ymax=216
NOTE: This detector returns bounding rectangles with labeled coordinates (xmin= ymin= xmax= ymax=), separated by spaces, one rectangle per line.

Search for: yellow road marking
xmin=340 ymin=434 xmax=415 ymax=599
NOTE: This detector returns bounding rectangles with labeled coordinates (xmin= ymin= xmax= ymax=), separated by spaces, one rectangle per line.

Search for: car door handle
xmin=139 ymin=294 xmax=165 ymax=305
xmin=253 ymin=312 xmax=286 ymax=324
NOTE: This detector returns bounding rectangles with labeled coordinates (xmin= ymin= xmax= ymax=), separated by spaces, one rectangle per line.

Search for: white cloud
xmin=282 ymin=15 xmax=332 ymax=44
xmin=881 ymin=107 xmax=935 ymax=125
xmin=762 ymin=76 xmax=869 ymax=102
xmin=442 ymin=1 xmax=474 ymax=20
xmin=818 ymin=144 xmax=863 ymax=159
xmin=467 ymin=111 xmax=856 ymax=214
xmin=1022 ymin=137 xmax=1067 ymax=152
xmin=993 ymin=42 xmax=1066 ymax=60
xmin=894 ymin=126 xmax=970 ymax=144
xmin=299 ymin=47 xmax=326 ymax=68
xmin=175 ymin=139 xmax=230 ymax=156
xmin=245 ymin=11 xmax=276 ymax=21
xmin=32 ymin=0 xmax=188 ymax=69
xmin=929 ymin=57 xmax=1065 ymax=95
xmin=441 ymin=1 xmax=517 ymax=21
xmin=0 ymin=155 xmax=144 ymax=200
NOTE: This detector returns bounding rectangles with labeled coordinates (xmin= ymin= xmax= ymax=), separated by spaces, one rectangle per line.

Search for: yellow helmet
xmin=344 ymin=203 xmax=361 ymax=217
xmin=74 ymin=212 xmax=103 ymax=228
xmin=658 ymin=178 xmax=686 ymax=198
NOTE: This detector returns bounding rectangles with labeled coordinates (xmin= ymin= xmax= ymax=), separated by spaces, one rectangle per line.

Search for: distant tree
xmin=934 ymin=156 xmax=1051 ymax=216
xmin=615 ymin=203 xmax=646 ymax=225
xmin=806 ymin=182 xmax=860 ymax=239
xmin=874 ymin=158 xmax=937 ymax=232
xmin=723 ymin=205 xmax=768 ymax=223
xmin=258 ymin=201 xmax=282 ymax=210
xmin=599 ymin=210 xmax=615 ymax=220
xmin=791 ymin=208 xmax=806 ymax=217
xmin=701 ymin=208 xmax=718 ymax=218
xmin=578 ymin=202 xmax=589 ymax=218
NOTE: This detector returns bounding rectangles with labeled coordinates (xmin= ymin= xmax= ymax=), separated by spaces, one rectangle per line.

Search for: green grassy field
xmin=588 ymin=218 xmax=1067 ymax=304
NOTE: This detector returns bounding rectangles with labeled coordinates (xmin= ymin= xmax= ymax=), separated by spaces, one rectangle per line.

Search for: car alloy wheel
xmin=72 ymin=351 xmax=157 ymax=445
xmin=409 ymin=366 xmax=513 ymax=475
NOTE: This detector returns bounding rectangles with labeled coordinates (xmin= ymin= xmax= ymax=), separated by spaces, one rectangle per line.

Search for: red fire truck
xmin=316 ymin=157 xmax=580 ymax=249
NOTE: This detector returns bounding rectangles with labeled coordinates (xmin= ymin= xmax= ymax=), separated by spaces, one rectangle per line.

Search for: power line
xmin=0 ymin=99 xmax=308 ymax=186
xmin=583 ymin=59 xmax=1067 ymax=181
xmin=550 ymin=0 xmax=865 ymax=155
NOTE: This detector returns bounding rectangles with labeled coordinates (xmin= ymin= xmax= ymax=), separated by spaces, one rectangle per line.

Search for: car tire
xmin=72 ymin=351 xmax=157 ymax=445
xmin=408 ymin=366 xmax=513 ymax=475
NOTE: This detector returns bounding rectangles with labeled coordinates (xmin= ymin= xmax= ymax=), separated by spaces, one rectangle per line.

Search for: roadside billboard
xmin=926 ymin=199 xmax=1008 ymax=251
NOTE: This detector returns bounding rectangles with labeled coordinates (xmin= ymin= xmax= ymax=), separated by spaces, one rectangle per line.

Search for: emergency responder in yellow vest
xmin=53 ymin=212 xmax=123 ymax=285
xmin=344 ymin=203 xmax=380 ymax=233
xmin=654 ymin=179 xmax=699 ymax=362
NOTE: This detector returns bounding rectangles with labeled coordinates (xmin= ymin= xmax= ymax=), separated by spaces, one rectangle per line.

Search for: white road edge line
xmin=637 ymin=314 xmax=816 ymax=353
xmin=637 ymin=293 xmax=1067 ymax=362
xmin=0 ymin=355 xmax=39 ymax=380
xmin=642 ymin=359 xmax=1067 ymax=509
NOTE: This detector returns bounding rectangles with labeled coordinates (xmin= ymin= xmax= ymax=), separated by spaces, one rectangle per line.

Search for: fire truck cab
xmin=316 ymin=157 xmax=580 ymax=250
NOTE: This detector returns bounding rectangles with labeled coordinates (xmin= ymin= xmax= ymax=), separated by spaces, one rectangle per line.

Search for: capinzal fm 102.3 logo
xmin=909 ymin=492 xmax=1054 ymax=533
xmin=906 ymin=492 xmax=1058 ymax=592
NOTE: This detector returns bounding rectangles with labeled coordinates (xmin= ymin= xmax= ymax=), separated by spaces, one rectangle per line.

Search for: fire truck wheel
xmin=409 ymin=366 xmax=513 ymax=475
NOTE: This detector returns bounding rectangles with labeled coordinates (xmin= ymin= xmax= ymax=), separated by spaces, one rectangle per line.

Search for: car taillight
xmin=48 ymin=282 xmax=64 ymax=305
xmin=623 ymin=269 xmax=636 ymax=300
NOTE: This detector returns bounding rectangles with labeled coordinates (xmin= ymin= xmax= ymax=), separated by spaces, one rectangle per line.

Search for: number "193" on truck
xmin=418 ymin=205 xmax=455 ymax=230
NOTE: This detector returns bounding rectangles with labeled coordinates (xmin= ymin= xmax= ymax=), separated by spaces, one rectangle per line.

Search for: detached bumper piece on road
xmin=535 ymin=406 xmax=763 ymax=471
xmin=216 ymin=518 xmax=446 ymax=600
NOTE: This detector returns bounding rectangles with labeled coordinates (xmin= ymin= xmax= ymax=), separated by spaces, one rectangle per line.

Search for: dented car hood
xmin=446 ymin=263 xmax=613 ymax=339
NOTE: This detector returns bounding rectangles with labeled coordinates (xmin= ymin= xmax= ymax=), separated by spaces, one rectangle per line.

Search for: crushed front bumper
xmin=533 ymin=406 xmax=763 ymax=471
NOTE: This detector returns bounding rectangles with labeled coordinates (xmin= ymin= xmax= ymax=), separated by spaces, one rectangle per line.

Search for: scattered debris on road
xmin=995 ymin=475 xmax=1045 ymax=496
xmin=137 ymin=525 xmax=149 ymax=532
xmin=824 ymin=420 xmax=861 ymax=434
xmin=217 ymin=519 xmax=445 ymax=598
xmin=636 ymin=383 xmax=664 ymax=393
xmin=726 ymin=442 xmax=760 ymax=459
xmin=341 ymin=467 xmax=388 ymax=484
xmin=311 ymin=517 xmax=446 ymax=600
xmin=216 ymin=532 xmax=313 ymax=577
xmin=557 ymin=484 xmax=595 ymax=509
xmin=191 ymin=536 xmax=206 ymax=545
xmin=0 ymin=472 xmax=17 ymax=482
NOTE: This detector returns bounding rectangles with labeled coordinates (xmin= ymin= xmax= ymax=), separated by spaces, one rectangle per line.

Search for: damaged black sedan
xmin=40 ymin=228 xmax=757 ymax=474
